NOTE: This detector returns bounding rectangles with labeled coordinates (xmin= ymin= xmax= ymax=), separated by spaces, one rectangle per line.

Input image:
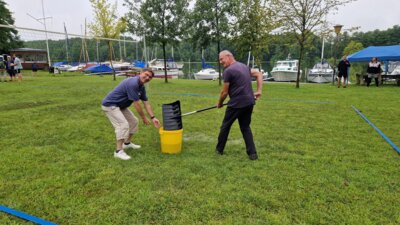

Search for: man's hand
xmin=142 ymin=117 xmax=151 ymax=125
xmin=152 ymin=118 xmax=161 ymax=128
xmin=254 ymin=91 xmax=262 ymax=100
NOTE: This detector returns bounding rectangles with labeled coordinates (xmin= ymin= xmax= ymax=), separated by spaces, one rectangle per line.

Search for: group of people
xmin=336 ymin=56 xmax=382 ymax=88
xmin=102 ymin=50 xmax=263 ymax=161
xmin=0 ymin=54 xmax=23 ymax=82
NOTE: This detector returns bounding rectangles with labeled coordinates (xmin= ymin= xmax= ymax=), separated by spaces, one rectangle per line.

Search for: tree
xmin=0 ymin=0 xmax=23 ymax=53
xmin=88 ymin=0 xmax=126 ymax=81
xmin=125 ymin=0 xmax=189 ymax=83
xmin=189 ymin=0 xmax=233 ymax=85
xmin=343 ymin=40 xmax=364 ymax=80
xmin=230 ymin=0 xmax=276 ymax=67
xmin=270 ymin=0 xmax=354 ymax=88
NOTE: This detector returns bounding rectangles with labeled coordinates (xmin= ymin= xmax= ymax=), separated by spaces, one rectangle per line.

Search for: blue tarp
xmin=53 ymin=61 xmax=69 ymax=67
xmin=201 ymin=58 xmax=213 ymax=69
xmin=133 ymin=60 xmax=146 ymax=68
xmin=84 ymin=64 xmax=113 ymax=73
xmin=348 ymin=45 xmax=400 ymax=62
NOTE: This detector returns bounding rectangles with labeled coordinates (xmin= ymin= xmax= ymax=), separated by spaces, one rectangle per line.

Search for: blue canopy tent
xmin=348 ymin=45 xmax=400 ymax=85
xmin=348 ymin=45 xmax=400 ymax=73
xmin=347 ymin=45 xmax=400 ymax=62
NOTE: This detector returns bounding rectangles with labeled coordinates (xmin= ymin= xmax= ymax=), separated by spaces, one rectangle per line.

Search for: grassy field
xmin=0 ymin=72 xmax=399 ymax=224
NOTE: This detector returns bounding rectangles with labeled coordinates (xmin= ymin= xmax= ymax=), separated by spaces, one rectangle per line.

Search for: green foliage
xmin=230 ymin=0 xmax=276 ymax=65
xmin=341 ymin=40 xmax=365 ymax=80
xmin=88 ymin=0 xmax=126 ymax=39
xmin=343 ymin=40 xmax=364 ymax=56
xmin=1 ymin=73 xmax=400 ymax=224
xmin=352 ymin=25 xmax=400 ymax=47
xmin=125 ymin=0 xmax=190 ymax=83
xmin=0 ymin=0 xmax=23 ymax=53
xmin=88 ymin=0 xmax=127 ymax=80
xmin=125 ymin=0 xmax=189 ymax=47
xmin=189 ymin=0 xmax=232 ymax=51
xmin=270 ymin=0 xmax=354 ymax=87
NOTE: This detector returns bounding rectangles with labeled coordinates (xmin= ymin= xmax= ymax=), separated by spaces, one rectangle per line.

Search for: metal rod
xmin=177 ymin=103 xmax=228 ymax=118
xmin=352 ymin=105 xmax=400 ymax=154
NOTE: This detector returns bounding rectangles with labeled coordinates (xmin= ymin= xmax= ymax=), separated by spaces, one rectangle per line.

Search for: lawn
xmin=0 ymin=72 xmax=399 ymax=224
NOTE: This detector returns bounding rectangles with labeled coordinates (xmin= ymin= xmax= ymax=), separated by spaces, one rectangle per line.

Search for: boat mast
xmin=64 ymin=23 xmax=70 ymax=63
xmin=321 ymin=38 xmax=325 ymax=64
xmin=247 ymin=51 xmax=251 ymax=66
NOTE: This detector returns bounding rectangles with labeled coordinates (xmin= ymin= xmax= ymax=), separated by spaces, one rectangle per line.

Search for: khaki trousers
xmin=102 ymin=105 xmax=138 ymax=141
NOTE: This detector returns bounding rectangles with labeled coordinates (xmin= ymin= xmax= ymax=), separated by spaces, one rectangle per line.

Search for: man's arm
xmin=132 ymin=101 xmax=151 ymax=125
xmin=217 ymin=82 xmax=229 ymax=108
xmin=251 ymin=69 xmax=263 ymax=100
xmin=143 ymin=101 xmax=161 ymax=128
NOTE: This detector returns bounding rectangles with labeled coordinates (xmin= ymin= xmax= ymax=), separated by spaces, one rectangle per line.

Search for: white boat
xmin=262 ymin=71 xmax=273 ymax=81
xmin=152 ymin=69 xmax=180 ymax=79
xmin=56 ymin=64 xmax=72 ymax=71
xmin=67 ymin=63 xmax=86 ymax=72
xmin=194 ymin=55 xmax=219 ymax=80
xmin=391 ymin=65 xmax=400 ymax=75
xmin=194 ymin=68 xmax=219 ymax=80
xmin=307 ymin=61 xmax=333 ymax=83
xmin=148 ymin=58 xmax=183 ymax=70
xmin=270 ymin=57 xmax=301 ymax=82
xmin=103 ymin=61 xmax=131 ymax=71
xmin=251 ymin=69 xmax=273 ymax=81
xmin=148 ymin=58 xmax=181 ymax=79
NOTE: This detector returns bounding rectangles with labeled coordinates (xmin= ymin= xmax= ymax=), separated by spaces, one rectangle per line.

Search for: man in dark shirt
xmin=102 ymin=69 xmax=161 ymax=160
xmin=216 ymin=50 xmax=263 ymax=160
xmin=337 ymin=55 xmax=351 ymax=88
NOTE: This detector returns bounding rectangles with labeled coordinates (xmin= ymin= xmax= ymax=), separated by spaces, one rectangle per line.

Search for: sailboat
xmin=194 ymin=60 xmax=218 ymax=80
xmin=194 ymin=50 xmax=218 ymax=80
xmin=308 ymin=38 xmax=334 ymax=83
xmin=247 ymin=52 xmax=272 ymax=81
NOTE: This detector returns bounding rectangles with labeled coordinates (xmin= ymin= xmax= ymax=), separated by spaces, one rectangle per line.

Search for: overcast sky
xmin=4 ymin=0 xmax=400 ymax=40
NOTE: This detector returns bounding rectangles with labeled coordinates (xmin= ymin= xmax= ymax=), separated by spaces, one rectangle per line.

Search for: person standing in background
xmin=13 ymin=54 xmax=23 ymax=82
xmin=31 ymin=62 xmax=38 ymax=77
xmin=0 ymin=55 xmax=7 ymax=82
xmin=6 ymin=56 xmax=15 ymax=82
xmin=366 ymin=57 xmax=381 ymax=87
xmin=337 ymin=55 xmax=351 ymax=88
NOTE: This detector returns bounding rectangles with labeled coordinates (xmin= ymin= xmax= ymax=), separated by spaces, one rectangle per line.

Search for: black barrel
xmin=162 ymin=100 xmax=182 ymax=130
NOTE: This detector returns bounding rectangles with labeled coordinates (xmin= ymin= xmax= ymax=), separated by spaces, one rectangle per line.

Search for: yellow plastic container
xmin=159 ymin=127 xmax=183 ymax=154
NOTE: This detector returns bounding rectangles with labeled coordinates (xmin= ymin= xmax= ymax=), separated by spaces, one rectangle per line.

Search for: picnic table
xmin=356 ymin=73 xmax=400 ymax=86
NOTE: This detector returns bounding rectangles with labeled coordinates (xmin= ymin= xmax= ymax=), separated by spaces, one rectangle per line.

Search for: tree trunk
xmin=162 ymin=42 xmax=168 ymax=83
xmin=296 ymin=42 xmax=304 ymax=88
xmin=108 ymin=41 xmax=116 ymax=81
xmin=215 ymin=1 xmax=222 ymax=86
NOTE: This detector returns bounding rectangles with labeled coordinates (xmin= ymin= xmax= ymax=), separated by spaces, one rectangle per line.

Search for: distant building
xmin=10 ymin=48 xmax=49 ymax=70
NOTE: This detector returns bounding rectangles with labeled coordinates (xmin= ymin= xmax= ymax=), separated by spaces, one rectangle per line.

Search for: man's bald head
xmin=219 ymin=50 xmax=236 ymax=68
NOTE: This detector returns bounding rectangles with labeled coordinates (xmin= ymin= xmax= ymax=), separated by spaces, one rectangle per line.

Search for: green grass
xmin=1 ymin=72 xmax=399 ymax=224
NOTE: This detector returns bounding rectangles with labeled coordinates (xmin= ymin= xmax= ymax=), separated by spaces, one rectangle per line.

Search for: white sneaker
xmin=114 ymin=150 xmax=131 ymax=160
xmin=123 ymin=142 xmax=141 ymax=149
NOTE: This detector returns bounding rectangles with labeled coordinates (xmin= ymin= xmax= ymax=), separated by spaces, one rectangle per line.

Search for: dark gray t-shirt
xmin=102 ymin=76 xmax=148 ymax=108
xmin=223 ymin=62 xmax=255 ymax=108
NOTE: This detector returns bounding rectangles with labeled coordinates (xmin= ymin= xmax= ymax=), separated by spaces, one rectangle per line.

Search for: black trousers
xmin=216 ymin=105 xmax=256 ymax=155
xmin=366 ymin=77 xmax=379 ymax=87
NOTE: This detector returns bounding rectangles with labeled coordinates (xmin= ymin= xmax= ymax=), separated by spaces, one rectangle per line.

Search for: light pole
xmin=332 ymin=24 xmax=343 ymax=85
